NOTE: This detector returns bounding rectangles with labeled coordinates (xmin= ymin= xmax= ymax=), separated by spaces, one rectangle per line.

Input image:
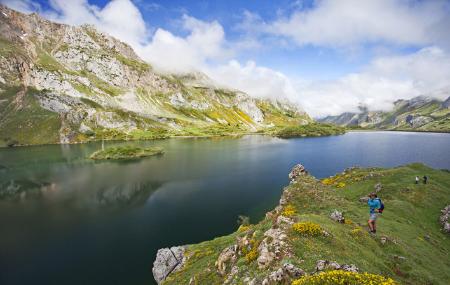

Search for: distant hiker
xmin=367 ymin=193 xmax=381 ymax=234
xmin=415 ymin=176 xmax=419 ymax=184
xmin=423 ymin=175 xmax=428 ymax=184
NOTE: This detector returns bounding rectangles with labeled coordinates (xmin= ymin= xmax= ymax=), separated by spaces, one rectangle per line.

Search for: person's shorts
xmin=369 ymin=213 xmax=378 ymax=221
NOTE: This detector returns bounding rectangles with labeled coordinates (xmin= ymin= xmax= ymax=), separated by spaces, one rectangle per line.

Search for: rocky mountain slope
xmin=319 ymin=95 xmax=450 ymax=132
xmin=0 ymin=5 xmax=310 ymax=147
xmin=153 ymin=163 xmax=450 ymax=285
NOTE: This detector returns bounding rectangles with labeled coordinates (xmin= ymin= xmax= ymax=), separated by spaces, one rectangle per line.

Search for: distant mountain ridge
xmin=0 ymin=5 xmax=310 ymax=146
xmin=319 ymin=95 xmax=450 ymax=132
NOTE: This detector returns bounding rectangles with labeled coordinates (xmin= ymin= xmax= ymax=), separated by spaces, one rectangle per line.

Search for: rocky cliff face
xmin=0 ymin=5 xmax=310 ymax=146
xmin=319 ymin=95 xmax=450 ymax=132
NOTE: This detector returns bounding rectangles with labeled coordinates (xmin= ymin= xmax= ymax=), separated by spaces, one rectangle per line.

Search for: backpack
xmin=376 ymin=198 xmax=385 ymax=213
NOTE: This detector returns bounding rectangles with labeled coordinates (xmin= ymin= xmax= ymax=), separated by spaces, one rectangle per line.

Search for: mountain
xmin=153 ymin=163 xmax=450 ymax=285
xmin=319 ymin=95 xmax=450 ymax=132
xmin=0 ymin=5 xmax=311 ymax=147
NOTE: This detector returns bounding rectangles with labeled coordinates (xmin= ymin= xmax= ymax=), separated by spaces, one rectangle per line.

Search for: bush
xmin=282 ymin=204 xmax=297 ymax=217
xmin=292 ymin=270 xmax=398 ymax=285
xmin=292 ymin=222 xmax=323 ymax=236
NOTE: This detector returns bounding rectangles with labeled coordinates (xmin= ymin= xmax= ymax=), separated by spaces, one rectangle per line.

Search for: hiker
xmin=423 ymin=175 xmax=428 ymax=184
xmin=367 ymin=193 xmax=381 ymax=234
xmin=415 ymin=176 xmax=419 ymax=184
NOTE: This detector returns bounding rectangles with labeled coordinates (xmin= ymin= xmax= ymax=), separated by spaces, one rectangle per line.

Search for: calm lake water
xmin=1 ymin=131 xmax=449 ymax=285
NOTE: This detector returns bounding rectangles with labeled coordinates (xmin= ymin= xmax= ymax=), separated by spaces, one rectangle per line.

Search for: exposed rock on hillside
xmin=319 ymin=95 xmax=450 ymax=132
xmin=440 ymin=205 xmax=450 ymax=234
xmin=0 ymin=5 xmax=311 ymax=146
xmin=152 ymin=246 xmax=186 ymax=285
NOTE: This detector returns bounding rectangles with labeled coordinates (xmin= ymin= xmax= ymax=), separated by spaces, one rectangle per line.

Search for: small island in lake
xmin=271 ymin=123 xmax=346 ymax=138
xmin=90 ymin=146 xmax=164 ymax=160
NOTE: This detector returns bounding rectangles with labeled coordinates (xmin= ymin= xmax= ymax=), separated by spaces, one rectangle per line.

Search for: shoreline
xmin=2 ymin=129 xmax=450 ymax=149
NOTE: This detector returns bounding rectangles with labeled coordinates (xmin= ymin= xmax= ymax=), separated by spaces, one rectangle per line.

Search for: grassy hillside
xmin=161 ymin=164 xmax=450 ymax=285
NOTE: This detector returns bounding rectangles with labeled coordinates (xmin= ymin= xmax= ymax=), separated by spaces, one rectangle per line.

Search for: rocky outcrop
xmin=152 ymin=246 xmax=186 ymax=285
xmin=261 ymin=263 xmax=305 ymax=285
xmin=315 ymin=260 xmax=359 ymax=273
xmin=289 ymin=164 xmax=308 ymax=182
xmin=440 ymin=205 xmax=450 ymax=234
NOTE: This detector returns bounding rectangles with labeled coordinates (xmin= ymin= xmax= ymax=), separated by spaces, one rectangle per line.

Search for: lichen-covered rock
xmin=152 ymin=246 xmax=186 ymax=285
xmin=315 ymin=260 xmax=358 ymax=273
xmin=257 ymin=228 xmax=289 ymax=269
xmin=216 ymin=245 xmax=239 ymax=276
xmin=289 ymin=164 xmax=308 ymax=182
xmin=330 ymin=210 xmax=345 ymax=223
xmin=440 ymin=205 xmax=450 ymax=234
xmin=261 ymin=263 xmax=305 ymax=285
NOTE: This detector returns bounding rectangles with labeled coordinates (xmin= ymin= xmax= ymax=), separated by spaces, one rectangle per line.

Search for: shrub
xmin=336 ymin=182 xmax=346 ymax=188
xmin=282 ymin=204 xmax=297 ymax=217
xmin=291 ymin=270 xmax=398 ymax=285
xmin=350 ymin=228 xmax=366 ymax=238
xmin=238 ymin=225 xmax=250 ymax=232
xmin=292 ymin=222 xmax=323 ymax=236
xmin=242 ymin=239 xmax=260 ymax=263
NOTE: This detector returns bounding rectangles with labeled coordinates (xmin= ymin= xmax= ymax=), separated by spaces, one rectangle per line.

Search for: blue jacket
xmin=368 ymin=198 xmax=381 ymax=213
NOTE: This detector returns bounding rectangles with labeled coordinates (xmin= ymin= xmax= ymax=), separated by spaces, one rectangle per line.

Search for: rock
xmin=380 ymin=236 xmax=388 ymax=245
xmin=374 ymin=182 xmax=382 ymax=193
xmin=315 ymin=260 xmax=358 ymax=273
xmin=276 ymin=215 xmax=295 ymax=227
xmin=152 ymin=246 xmax=186 ymax=285
xmin=440 ymin=205 xmax=450 ymax=234
xmin=341 ymin=264 xmax=359 ymax=272
xmin=257 ymin=228 xmax=289 ymax=269
xmin=261 ymin=263 xmax=305 ymax=285
xmin=409 ymin=116 xmax=433 ymax=128
xmin=216 ymin=245 xmax=238 ymax=276
xmin=330 ymin=210 xmax=345 ymax=223
xmin=289 ymin=164 xmax=308 ymax=182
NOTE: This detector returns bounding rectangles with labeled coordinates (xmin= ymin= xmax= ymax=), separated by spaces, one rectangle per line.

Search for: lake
xmin=1 ymin=131 xmax=449 ymax=285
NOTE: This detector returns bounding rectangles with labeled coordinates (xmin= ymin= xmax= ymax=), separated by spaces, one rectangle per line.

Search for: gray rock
xmin=315 ymin=260 xmax=358 ymax=273
xmin=330 ymin=210 xmax=345 ymax=223
xmin=289 ymin=164 xmax=308 ymax=182
xmin=440 ymin=205 xmax=450 ymax=234
xmin=374 ymin=182 xmax=382 ymax=193
xmin=152 ymin=246 xmax=186 ymax=284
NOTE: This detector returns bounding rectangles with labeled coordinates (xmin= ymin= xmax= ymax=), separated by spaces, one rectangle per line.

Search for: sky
xmin=1 ymin=0 xmax=450 ymax=117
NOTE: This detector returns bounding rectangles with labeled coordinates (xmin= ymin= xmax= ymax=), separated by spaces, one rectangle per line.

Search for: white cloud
xmin=140 ymin=15 xmax=230 ymax=73
xmin=2 ymin=0 xmax=450 ymax=119
xmin=44 ymin=0 xmax=148 ymax=47
xmin=298 ymin=47 xmax=450 ymax=118
xmin=207 ymin=60 xmax=299 ymax=101
xmin=267 ymin=0 xmax=450 ymax=48
xmin=0 ymin=0 xmax=40 ymax=13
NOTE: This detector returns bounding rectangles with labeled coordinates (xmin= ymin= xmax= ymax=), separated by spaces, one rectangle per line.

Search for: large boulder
xmin=152 ymin=246 xmax=186 ymax=284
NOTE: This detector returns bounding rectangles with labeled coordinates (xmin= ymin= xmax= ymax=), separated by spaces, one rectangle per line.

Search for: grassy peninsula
xmin=158 ymin=163 xmax=450 ymax=285
xmin=90 ymin=146 xmax=164 ymax=160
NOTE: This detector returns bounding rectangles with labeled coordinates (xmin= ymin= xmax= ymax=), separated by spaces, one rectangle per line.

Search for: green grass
xmin=163 ymin=164 xmax=450 ymax=285
xmin=0 ymin=86 xmax=61 ymax=146
xmin=90 ymin=146 xmax=164 ymax=160
xmin=271 ymin=123 xmax=346 ymax=138
xmin=115 ymin=54 xmax=151 ymax=74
